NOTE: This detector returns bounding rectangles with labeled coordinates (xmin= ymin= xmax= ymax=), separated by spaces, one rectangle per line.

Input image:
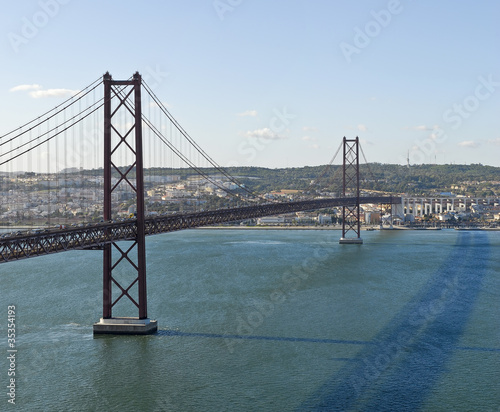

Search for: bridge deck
xmin=0 ymin=196 xmax=396 ymax=263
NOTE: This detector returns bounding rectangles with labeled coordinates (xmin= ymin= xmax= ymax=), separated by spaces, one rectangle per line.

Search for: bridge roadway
xmin=0 ymin=196 xmax=396 ymax=263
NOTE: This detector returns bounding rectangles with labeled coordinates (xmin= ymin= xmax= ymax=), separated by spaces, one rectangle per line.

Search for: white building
xmin=317 ymin=214 xmax=332 ymax=225
xmin=257 ymin=216 xmax=285 ymax=225
xmin=223 ymin=182 xmax=239 ymax=191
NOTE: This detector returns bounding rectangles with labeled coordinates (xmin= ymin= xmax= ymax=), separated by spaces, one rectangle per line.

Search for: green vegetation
xmin=129 ymin=163 xmax=500 ymax=196
xmin=4 ymin=163 xmax=498 ymax=197
xmin=223 ymin=164 xmax=500 ymax=197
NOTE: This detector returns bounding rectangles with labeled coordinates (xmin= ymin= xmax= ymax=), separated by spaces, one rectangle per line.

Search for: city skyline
xmin=1 ymin=0 xmax=499 ymax=169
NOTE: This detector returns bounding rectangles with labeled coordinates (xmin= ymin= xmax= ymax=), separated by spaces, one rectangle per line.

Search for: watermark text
xmin=7 ymin=305 xmax=17 ymax=405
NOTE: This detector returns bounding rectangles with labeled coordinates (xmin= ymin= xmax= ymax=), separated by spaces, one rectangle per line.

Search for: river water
xmin=1 ymin=228 xmax=499 ymax=411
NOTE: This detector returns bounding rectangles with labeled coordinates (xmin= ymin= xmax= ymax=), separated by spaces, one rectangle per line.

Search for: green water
xmin=1 ymin=229 xmax=499 ymax=411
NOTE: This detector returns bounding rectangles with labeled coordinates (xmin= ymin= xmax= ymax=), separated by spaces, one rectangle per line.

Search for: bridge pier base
xmin=339 ymin=237 xmax=363 ymax=244
xmin=93 ymin=317 xmax=158 ymax=335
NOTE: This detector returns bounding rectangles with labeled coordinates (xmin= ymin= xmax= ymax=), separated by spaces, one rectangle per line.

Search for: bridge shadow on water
xmin=297 ymin=231 xmax=492 ymax=411
xmin=157 ymin=329 xmax=375 ymax=347
xmin=155 ymin=232 xmax=497 ymax=411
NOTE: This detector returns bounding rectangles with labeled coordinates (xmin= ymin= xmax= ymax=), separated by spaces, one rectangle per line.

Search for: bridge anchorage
xmin=93 ymin=72 xmax=157 ymax=335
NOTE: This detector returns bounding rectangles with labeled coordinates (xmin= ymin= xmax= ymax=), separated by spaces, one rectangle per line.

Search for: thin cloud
xmin=415 ymin=125 xmax=429 ymax=131
xmin=244 ymin=128 xmax=286 ymax=140
xmin=488 ymin=138 xmax=500 ymax=146
xmin=237 ymin=110 xmax=258 ymax=117
xmin=302 ymin=136 xmax=316 ymax=142
xmin=458 ymin=140 xmax=479 ymax=148
xmin=357 ymin=124 xmax=367 ymax=132
xmin=403 ymin=125 xmax=439 ymax=131
xmin=429 ymin=129 xmax=444 ymax=140
xmin=302 ymin=126 xmax=318 ymax=132
xmin=9 ymin=84 xmax=42 ymax=92
xmin=29 ymin=89 xmax=80 ymax=98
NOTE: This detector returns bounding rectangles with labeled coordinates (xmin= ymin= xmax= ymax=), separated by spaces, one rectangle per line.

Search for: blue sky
xmin=1 ymin=0 xmax=499 ymax=169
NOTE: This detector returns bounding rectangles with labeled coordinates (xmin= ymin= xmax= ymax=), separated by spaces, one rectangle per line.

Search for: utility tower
xmin=339 ymin=136 xmax=363 ymax=244
xmin=93 ymin=72 xmax=157 ymax=334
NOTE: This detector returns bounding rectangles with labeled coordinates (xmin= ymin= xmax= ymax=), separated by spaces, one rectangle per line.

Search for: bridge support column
xmin=435 ymin=200 xmax=443 ymax=214
xmin=93 ymin=72 xmax=157 ymax=335
xmin=424 ymin=203 xmax=431 ymax=215
xmin=339 ymin=136 xmax=363 ymax=244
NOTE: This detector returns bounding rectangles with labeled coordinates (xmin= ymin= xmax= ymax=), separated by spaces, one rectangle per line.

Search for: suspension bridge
xmin=0 ymin=72 xmax=397 ymax=334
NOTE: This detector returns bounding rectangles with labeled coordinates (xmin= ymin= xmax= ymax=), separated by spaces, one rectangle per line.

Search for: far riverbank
xmin=195 ymin=225 xmax=500 ymax=231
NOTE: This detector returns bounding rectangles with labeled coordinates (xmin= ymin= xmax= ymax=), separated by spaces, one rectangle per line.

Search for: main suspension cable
xmin=142 ymin=80 xmax=272 ymax=202
xmin=0 ymin=76 xmax=102 ymax=142
xmin=310 ymin=140 xmax=343 ymax=187
xmin=0 ymin=101 xmax=105 ymax=167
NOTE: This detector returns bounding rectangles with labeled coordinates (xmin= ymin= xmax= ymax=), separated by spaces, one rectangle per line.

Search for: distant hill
xmin=72 ymin=163 xmax=500 ymax=197
xmin=223 ymin=164 xmax=500 ymax=197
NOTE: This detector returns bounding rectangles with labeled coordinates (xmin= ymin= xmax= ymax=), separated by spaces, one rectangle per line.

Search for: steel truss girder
xmin=0 ymin=196 xmax=396 ymax=263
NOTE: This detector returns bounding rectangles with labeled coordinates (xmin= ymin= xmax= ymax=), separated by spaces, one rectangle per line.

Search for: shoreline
xmin=195 ymin=225 xmax=500 ymax=231
xmin=2 ymin=225 xmax=498 ymax=232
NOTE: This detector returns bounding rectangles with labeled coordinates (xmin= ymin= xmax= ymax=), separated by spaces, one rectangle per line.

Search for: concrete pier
xmin=339 ymin=237 xmax=363 ymax=244
xmin=93 ymin=317 xmax=158 ymax=335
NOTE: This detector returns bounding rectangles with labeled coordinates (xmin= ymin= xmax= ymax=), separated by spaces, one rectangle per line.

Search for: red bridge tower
xmin=93 ymin=72 xmax=157 ymax=334
xmin=339 ymin=136 xmax=363 ymax=244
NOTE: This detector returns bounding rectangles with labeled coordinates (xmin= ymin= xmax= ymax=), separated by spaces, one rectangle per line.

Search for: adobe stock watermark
xmin=223 ymin=233 xmax=334 ymax=354
xmin=406 ymin=74 xmax=500 ymax=165
xmin=350 ymin=272 xmax=465 ymax=397
xmin=17 ymin=281 xmax=100 ymax=389
xmin=142 ymin=65 xmax=170 ymax=90
xmin=8 ymin=0 xmax=71 ymax=54
xmin=232 ymin=107 xmax=296 ymax=166
xmin=213 ymin=0 xmax=243 ymax=21
xmin=7 ymin=305 xmax=17 ymax=405
xmin=340 ymin=0 xmax=405 ymax=64
xmin=48 ymin=64 xmax=169 ymax=174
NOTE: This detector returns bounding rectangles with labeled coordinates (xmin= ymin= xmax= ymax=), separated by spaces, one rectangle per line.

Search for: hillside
xmin=224 ymin=164 xmax=500 ymax=197
xmin=54 ymin=163 xmax=500 ymax=197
